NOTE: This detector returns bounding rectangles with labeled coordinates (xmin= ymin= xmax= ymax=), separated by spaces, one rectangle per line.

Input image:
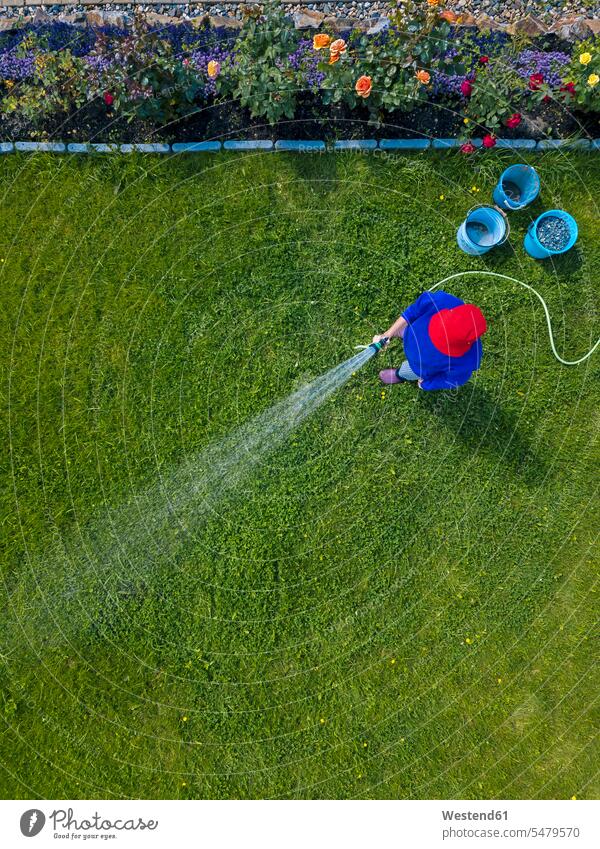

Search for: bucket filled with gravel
xmin=524 ymin=209 xmax=578 ymax=258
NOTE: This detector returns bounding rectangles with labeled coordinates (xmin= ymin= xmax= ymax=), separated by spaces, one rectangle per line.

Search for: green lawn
xmin=0 ymin=151 xmax=598 ymax=800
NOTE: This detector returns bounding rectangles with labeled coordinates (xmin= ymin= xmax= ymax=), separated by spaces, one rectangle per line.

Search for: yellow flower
xmin=465 ymin=637 xmax=472 ymax=644
xmin=313 ymin=33 xmax=331 ymax=50
xmin=320 ymin=718 xmax=326 ymax=724
xmin=463 ymin=117 xmax=469 ymax=124
xmin=588 ymin=73 xmax=599 ymax=87
xmin=439 ymin=194 xmax=445 ymax=200
xmin=207 ymin=60 xmax=221 ymax=79
xmin=579 ymin=52 xmax=592 ymax=65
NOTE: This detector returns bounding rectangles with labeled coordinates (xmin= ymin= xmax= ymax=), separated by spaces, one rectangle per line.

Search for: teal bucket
xmin=493 ymin=164 xmax=540 ymax=211
xmin=524 ymin=209 xmax=578 ymax=259
xmin=457 ymin=205 xmax=509 ymax=256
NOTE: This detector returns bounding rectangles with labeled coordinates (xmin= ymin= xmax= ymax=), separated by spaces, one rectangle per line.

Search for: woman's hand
xmin=372 ymin=334 xmax=389 ymax=346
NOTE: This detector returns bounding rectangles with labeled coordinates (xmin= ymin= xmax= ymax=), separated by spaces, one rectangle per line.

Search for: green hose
xmin=427 ymin=270 xmax=599 ymax=367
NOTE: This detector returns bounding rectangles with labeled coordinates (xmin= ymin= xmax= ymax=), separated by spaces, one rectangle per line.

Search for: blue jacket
xmin=401 ymin=291 xmax=483 ymax=391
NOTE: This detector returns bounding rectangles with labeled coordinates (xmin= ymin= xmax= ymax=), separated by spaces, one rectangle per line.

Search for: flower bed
xmin=1 ymin=3 xmax=599 ymax=147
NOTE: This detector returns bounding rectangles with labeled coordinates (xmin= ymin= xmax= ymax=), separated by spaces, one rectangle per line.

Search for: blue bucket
xmin=524 ymin=209 xmax=578 ymax=259
xmin=457 ymin=205 xmax=509 ymax=255
xmin=493 ymin=164 xmax=540 ymax=211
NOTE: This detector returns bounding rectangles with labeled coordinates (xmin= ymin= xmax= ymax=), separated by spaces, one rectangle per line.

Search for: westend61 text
xmin=442 ymin=810 xmax=508 ymax=821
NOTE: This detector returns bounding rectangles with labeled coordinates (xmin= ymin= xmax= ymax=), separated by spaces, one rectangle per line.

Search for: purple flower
xmin=188 ymin=43 xmax=233 ymax=95
xmin=286 ymin=38 xmax=325 ymax=92
xmin=0 ymin=49 xmax=34 ymax=80
xmin=84 ymin=55 xmax=114 ymax=73
xmin=511 ymin=50 xmax=570 ymax=89
xmin=432 ymin=72 xmax=467 ymax=97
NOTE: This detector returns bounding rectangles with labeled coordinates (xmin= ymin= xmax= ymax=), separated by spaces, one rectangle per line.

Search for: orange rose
xmin=313 ymin=33 xmax=331 ymax=50
xmin=439 ymin=9 xmax=458 ymax=23
xmin=329 ymin=52 xmax=340 ymax=65
xmin=427 ymin=0 xmax=440 ymax=5
xmin=330 ymin=38 xmax=347 ymax=56
xmin=355 ymin=75 xmax=372 ymax=98
xmin=416 ymin=70 xmax=431 ymax=85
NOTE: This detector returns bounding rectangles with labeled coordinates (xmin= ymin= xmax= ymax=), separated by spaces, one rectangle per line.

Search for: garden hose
xmin=357 ymin=272 xmax=599 ymax=367
xmin=426 ymin=271 xmax=599 ymax=367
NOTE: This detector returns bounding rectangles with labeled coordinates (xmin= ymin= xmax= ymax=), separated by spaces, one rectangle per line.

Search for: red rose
xmin=460 ymin=79 xmax=473 ymax=97
xmin=505 ymin=113 xmax=522 ymax=129
xmin=529 ymin=73 xmax=544 ymax=91
xmin=103 ymin=91 xmax=114 ymax=106
xmin=482 ymin=134 xmax=496 ymax=148
xmin=542 ymin=94 xmax=551 ymax=103
xmin=560 ymin=82 xmax=576 ymax=95
xmin=460 ymin=142 xmax=476 ymax=154
xmin=479 ymin=55 xmax=489 ymax=64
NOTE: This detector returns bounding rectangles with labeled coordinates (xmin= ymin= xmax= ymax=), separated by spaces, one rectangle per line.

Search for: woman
xmin=373 ymin=290 xmax=487 ymax=391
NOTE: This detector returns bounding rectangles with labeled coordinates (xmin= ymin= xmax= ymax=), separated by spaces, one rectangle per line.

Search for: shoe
xmin=379 ymin=368 xmax=408 ymax=385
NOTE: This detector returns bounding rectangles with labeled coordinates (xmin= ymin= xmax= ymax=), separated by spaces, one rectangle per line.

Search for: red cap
xmin=428 ymin=304 xmax=487 ymax=357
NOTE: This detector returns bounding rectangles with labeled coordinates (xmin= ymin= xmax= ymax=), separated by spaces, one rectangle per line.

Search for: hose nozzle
xmin=368 ymin=336 xmax=389 ymax=354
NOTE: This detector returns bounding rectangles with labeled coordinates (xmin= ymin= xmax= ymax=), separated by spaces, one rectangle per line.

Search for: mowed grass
xmin=0 ymin=150 xmax=598 ymax=800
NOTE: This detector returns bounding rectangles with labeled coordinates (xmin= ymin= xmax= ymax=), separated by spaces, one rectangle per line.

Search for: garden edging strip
xmin=4 ymin=139 xmax=600 ymax=154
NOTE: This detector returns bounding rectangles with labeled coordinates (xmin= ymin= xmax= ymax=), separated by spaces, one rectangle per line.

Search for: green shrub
xmin=1 ymin=34 xmax=87 ymax=132
xmin=90 ymin=15 xmax=206 ymax=124
xmin=561 ymin=39 xmax=600 ymax=112
xmin=319 ymin=0 xmax=462 ymax=124
xmin=216 ymin=5 xmax=300 ymax=124
xmin=462 ymin=61 xmax=528 ymax=135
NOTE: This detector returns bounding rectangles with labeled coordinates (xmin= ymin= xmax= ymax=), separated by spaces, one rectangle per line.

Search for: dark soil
xmin=0 ymin=95 xmax=596 ymax=143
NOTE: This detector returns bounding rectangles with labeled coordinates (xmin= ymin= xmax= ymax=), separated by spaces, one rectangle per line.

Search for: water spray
xmin=7 ymin=271 xmax=597 ymax=653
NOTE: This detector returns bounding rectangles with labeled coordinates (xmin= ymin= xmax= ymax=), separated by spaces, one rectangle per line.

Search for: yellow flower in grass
xmin=588 ymin=73 xmax=599 ymax=87
xmin=579 ymin=52 xmax=592 ymax=66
